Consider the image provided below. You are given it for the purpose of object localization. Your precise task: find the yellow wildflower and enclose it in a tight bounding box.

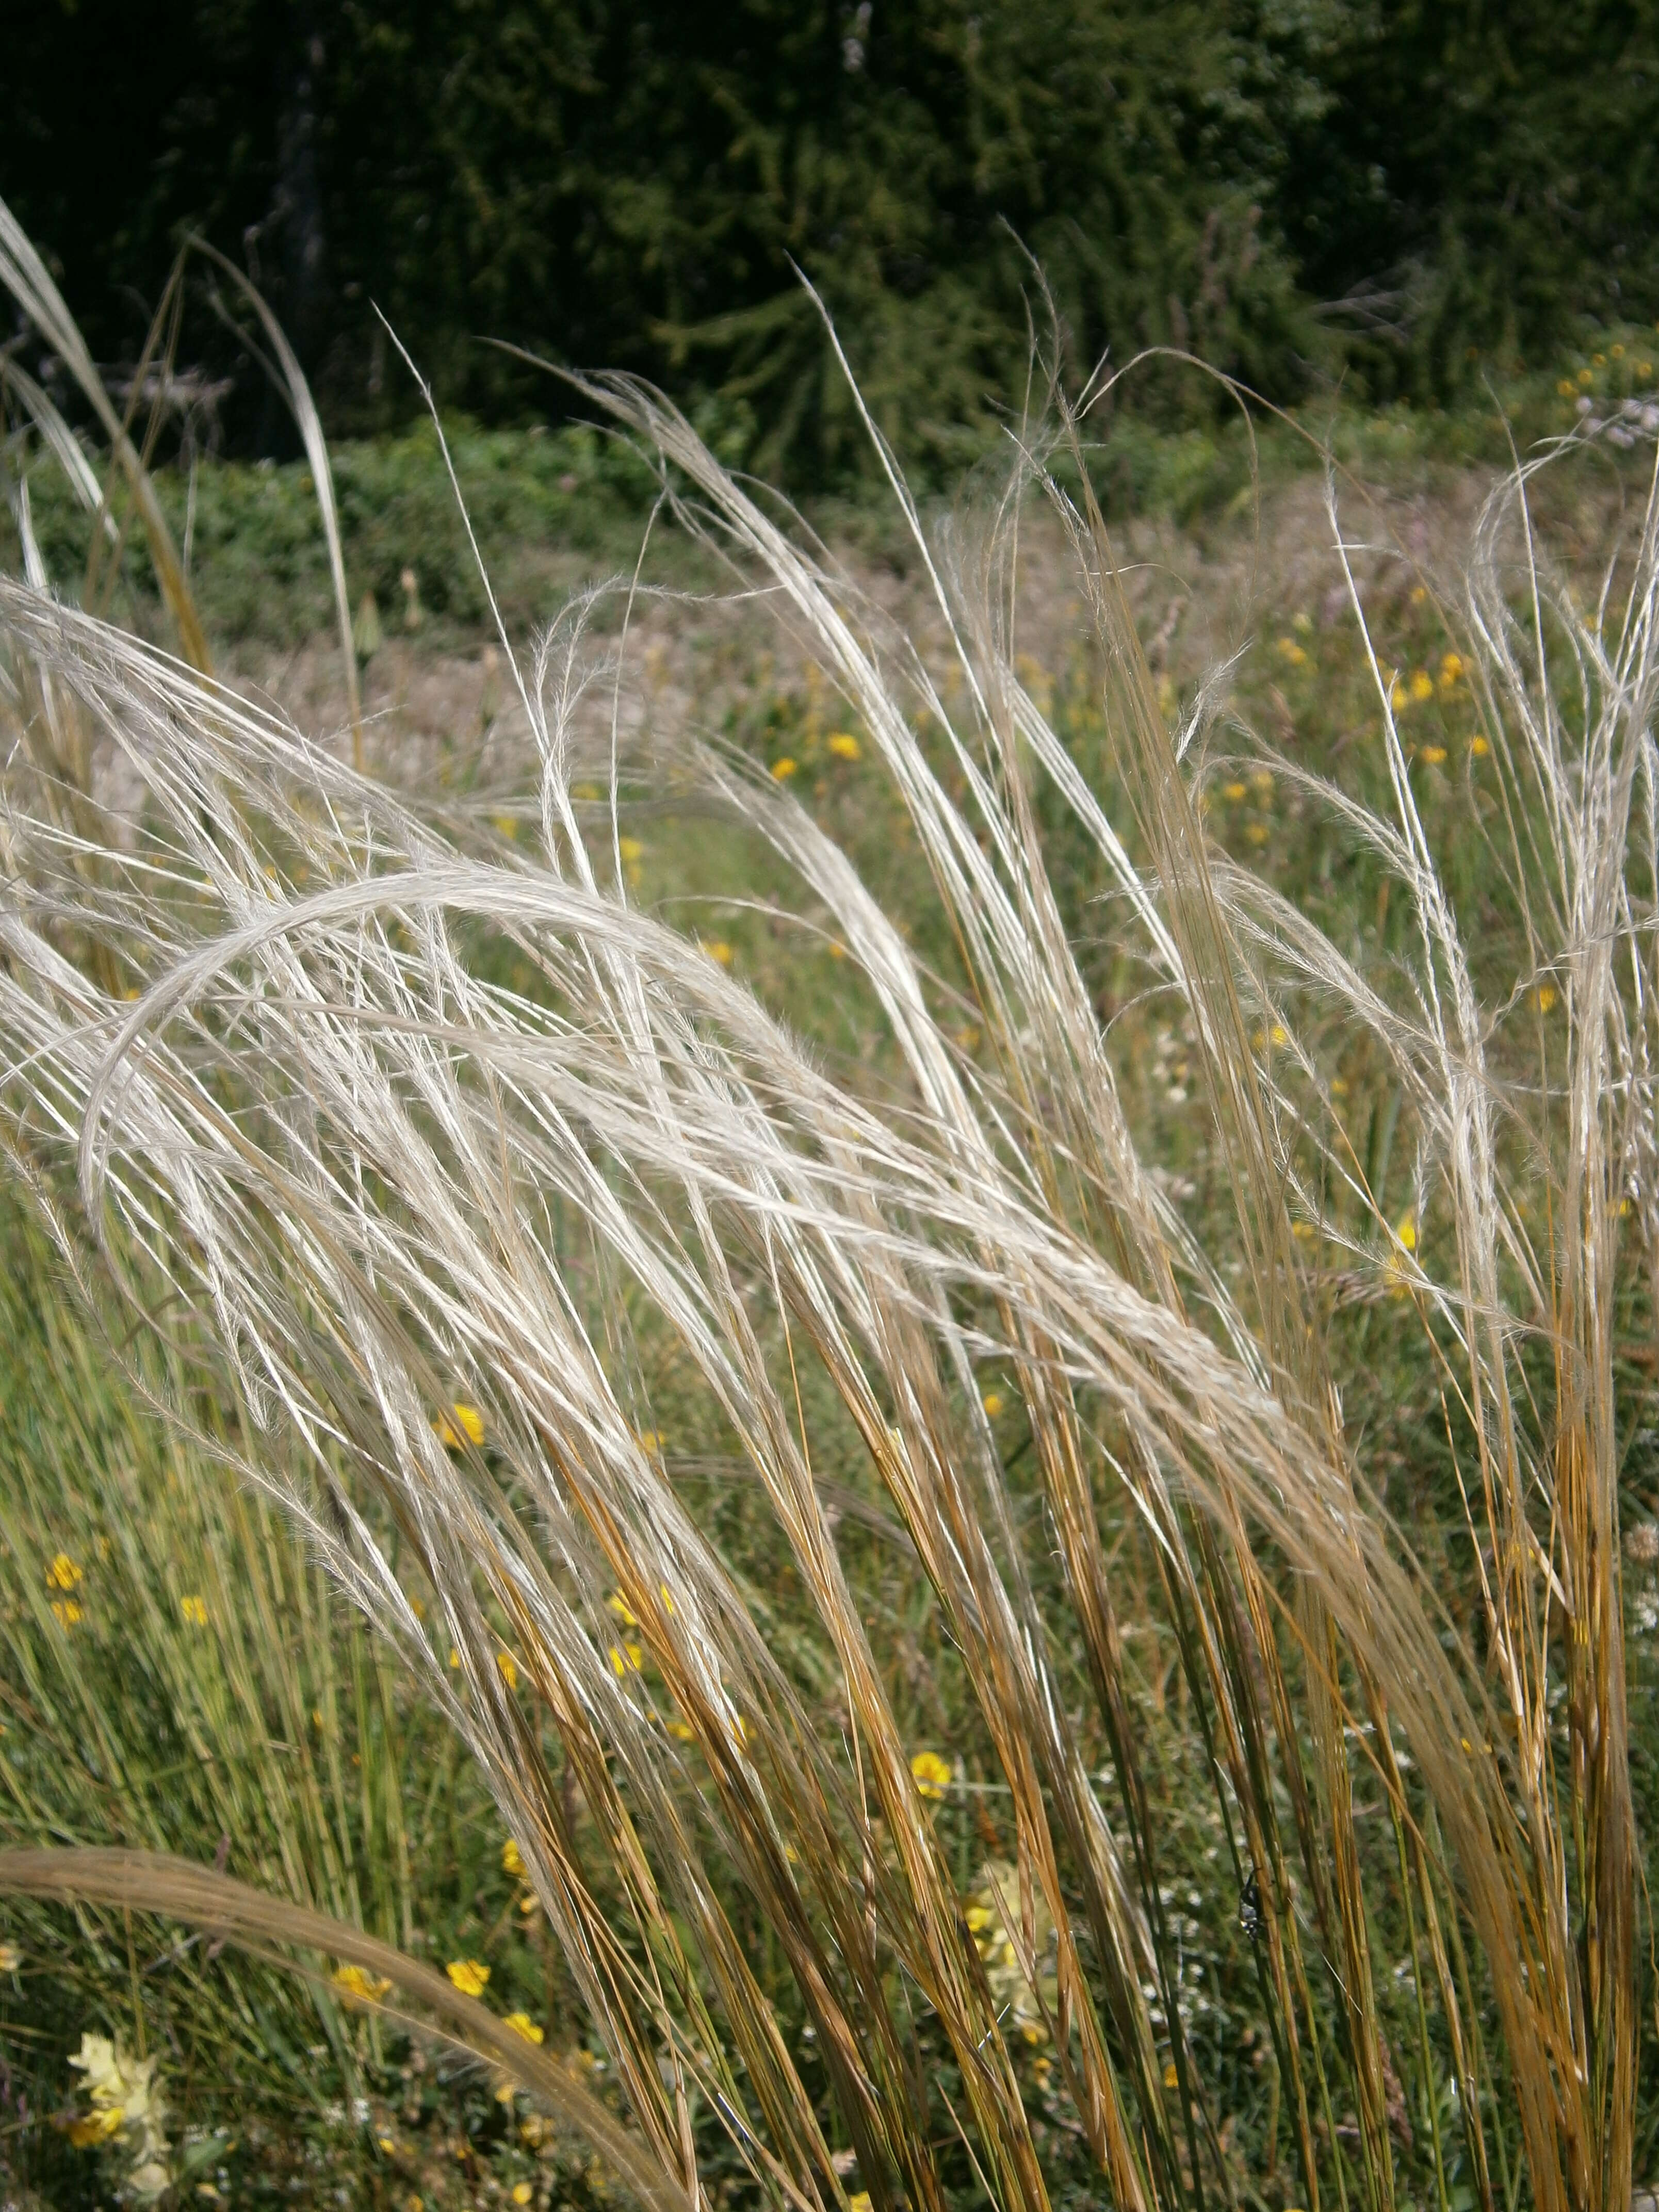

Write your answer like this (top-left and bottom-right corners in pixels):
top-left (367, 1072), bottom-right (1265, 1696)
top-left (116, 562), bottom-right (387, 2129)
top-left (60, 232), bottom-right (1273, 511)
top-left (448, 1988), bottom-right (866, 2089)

top-left (332, 1963), bottom-right (392, 2008)
top-left (1439, 651), bottom-right (1465, 685)
top-left (68, 2107), bottom-right (125, 2146)
top-left (1164, 2060), bottom-right (1180, 2088)
top-left (1536, 983), bottom-right (1557, 1013)
top-left (1419, 745), bottom-right (1447, 766)
top-left (849, 2195), bottom-right (873, 2212)
top-left (707, 940), bottom-right (734, 965)
top-left (1250, 767), bottom-right (1274, 792)
top-left (617, 836), bottom-right (644, 864)
top-left (513, 2187), bottom-right (534, 2206)
top-left (1409, 669), bottom-right (1434, 703)
top-left (1409, 585), bottom-right (1427, 605)
top-left (771, 756), bottom-right (798, 780)
top-left (492, 814), bottom-right (518, 841)
top-left (1222, 779), bottom-right (1247, 802)
top-left (46, 1553), bottom-right (82, 1591)
top-left (1578, 367), bottom-right (1593, 386)
top-left (608, 1591), bottom-right (640, 1626)
top-left (665, 1717), bottom-right (695, 1742)
top-left (50, 1599), bottom-right (84, 1628)
top-left (609, 1639), bottom-right (645, 1676)
top-left (505, 2011), bottom-right (544, 2045)
top-left (434, 1403), bottom-right (485, 1450)
top-left (1246, 821), bottom-right (1270, 845)
top-left (1395, 1212), bottom-right (1418, 1254)
top-left (827, 939), bottom-right (847, 959)
top-left (496, 1651), bottom-right (518, 1691)
top-left (502, 1837), bottom-right (525, 1879)
top-left (910, 1750), bottom-right (952, 1801)
top-left (1275, 637), bottom-right (1307, 666)
top-left (449, 1647), bottom-right (462, 1668)
top-left (445, 1959), bottom-right (490, 1997)
top-left (180, 1594), bottom-right (209, 1628)
top-left (982, 1390), bottom-right (1004, 1418)
top-left (827, 731), bottom-right (862, 760)
top-left (1558, 379), bottom-right (1576, 398)
top-left (1390, 680), bottom-right (1410, 712)
top-left (1470, 736), bottom-right (1490, 758)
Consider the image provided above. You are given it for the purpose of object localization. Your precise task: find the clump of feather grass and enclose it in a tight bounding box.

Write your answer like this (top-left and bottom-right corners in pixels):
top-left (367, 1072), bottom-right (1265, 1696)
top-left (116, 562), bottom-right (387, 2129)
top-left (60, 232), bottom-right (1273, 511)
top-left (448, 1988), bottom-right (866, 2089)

top-left (0, 217), bottom-right (1654, 2212)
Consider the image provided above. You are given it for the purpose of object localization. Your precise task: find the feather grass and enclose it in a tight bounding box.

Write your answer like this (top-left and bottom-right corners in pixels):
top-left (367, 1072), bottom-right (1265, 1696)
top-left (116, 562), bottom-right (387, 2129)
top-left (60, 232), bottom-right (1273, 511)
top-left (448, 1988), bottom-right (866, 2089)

top-left (0, 237), bottom-right (1653, 2212)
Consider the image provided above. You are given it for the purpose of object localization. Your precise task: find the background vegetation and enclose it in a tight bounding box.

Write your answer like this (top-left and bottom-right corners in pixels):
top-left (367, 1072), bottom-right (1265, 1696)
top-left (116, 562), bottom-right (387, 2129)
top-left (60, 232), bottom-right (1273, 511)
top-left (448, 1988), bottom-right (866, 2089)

top-left (5, 1), bottom-right (1658, 480)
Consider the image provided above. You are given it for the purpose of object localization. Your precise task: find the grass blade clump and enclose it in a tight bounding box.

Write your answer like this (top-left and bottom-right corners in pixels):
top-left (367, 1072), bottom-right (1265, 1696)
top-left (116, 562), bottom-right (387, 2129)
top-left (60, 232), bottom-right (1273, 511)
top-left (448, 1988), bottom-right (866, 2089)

top-left (0, 314), bottom-right (1653, 2212)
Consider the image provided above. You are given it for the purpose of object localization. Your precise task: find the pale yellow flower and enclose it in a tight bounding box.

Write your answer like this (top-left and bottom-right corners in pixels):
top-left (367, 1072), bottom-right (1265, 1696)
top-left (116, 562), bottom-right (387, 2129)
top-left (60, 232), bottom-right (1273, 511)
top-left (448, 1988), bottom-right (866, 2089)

top-left (707, 940), bottom-right (734, 965)
top-left (68, 2107), bottom-right (125, 2146)
top-left (1409, 670), bottom-right (1434, 703)
top-left (50, 1599), bottom-right (84, 1628)
top-left (1470, 736), bottom-right (1491, 758)
top-left (910, 1750), bottom-right (952, 1801)
top-left (445, 1958), bottom-right (490, 1997)
top-left (982, 1390), bottom-right (1004, 1419)
top-left (513, 2186), bottom-right (534, 2206)
top-left (1536, 983), bottom-right (1558, 1014)
top-left (1419, 744), bottom-right (1447, 766)
top-left (434, 1402), bottom-right (485, 1449)
top-left (505, 2011), bottom-right (544, 2044)
top-left (180, 1595), bottom-right (209, 1628)
top-left (608, 1638), bottom-right (645, 1676)
top-left (502, 1836), bottom-right (525, 1878)
top-left (1222, 780), bottom-right (1247, 802)
top-left (332, 1962), bottom-right (392, 2007)
top-left (771, 756), bottom-right (798, 780)
top-left (1395, 1212), bottom-right (1418, 1254)
top-left (496, 1651), bottom-right (518, 1691)
top-left (617, 836), bottom-right (644, 864)
top-left (46, 1552), bottom-right (82, 1591)
top-left (827, 731), bottom-right (862, 760)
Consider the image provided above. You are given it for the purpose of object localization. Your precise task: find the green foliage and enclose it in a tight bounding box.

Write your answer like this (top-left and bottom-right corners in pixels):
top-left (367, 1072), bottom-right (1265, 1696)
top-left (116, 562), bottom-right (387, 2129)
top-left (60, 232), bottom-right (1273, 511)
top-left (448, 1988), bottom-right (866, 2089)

top-left (6, 415), bottom-right (663, 646)
top-left (5, 2), bottom-right (1656, 483)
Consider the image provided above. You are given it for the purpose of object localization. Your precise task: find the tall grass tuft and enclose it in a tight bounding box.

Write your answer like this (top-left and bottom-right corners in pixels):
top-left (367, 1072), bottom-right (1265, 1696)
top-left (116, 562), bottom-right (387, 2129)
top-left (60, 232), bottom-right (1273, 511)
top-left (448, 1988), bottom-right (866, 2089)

top-left (2, 208), bottom-right (1655, 2212)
